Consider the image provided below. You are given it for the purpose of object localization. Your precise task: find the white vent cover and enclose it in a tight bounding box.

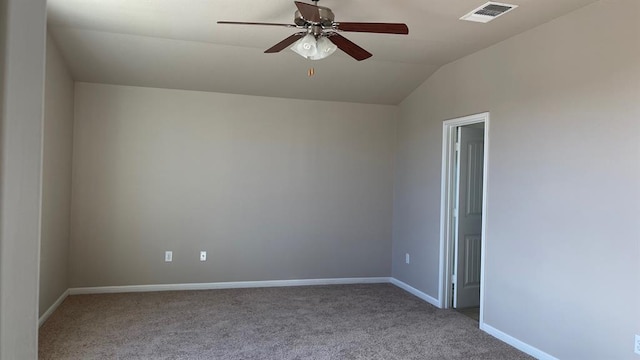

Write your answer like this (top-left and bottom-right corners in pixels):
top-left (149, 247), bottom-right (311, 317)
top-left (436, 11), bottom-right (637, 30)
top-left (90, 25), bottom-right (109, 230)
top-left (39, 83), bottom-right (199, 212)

top-left (460, 2), bottom-right (518, 23)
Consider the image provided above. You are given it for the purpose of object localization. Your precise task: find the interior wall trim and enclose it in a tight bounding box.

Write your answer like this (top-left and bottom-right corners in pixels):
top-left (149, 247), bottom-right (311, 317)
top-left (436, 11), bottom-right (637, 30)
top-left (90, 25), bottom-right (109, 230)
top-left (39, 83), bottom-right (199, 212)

top-left (480, 323), bottom-right (559, 360)
top-left (39, 289), bottom-right (70, 327)
top-left (389, 278), bottom-right (440, 307)
top-left (67, 277), bottom-right (392, 295)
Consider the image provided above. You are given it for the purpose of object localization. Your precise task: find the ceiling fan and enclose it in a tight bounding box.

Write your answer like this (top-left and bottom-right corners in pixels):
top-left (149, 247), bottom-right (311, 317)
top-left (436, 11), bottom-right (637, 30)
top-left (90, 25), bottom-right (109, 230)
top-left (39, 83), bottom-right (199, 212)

top-left (217, 0), bottom-right (409, 61)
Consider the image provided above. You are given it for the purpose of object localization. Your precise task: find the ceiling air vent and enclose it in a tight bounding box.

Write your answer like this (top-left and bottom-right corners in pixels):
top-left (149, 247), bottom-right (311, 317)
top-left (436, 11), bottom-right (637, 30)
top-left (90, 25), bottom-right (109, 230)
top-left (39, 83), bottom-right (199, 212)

top-left (460, 2), bottom-right (518, 23)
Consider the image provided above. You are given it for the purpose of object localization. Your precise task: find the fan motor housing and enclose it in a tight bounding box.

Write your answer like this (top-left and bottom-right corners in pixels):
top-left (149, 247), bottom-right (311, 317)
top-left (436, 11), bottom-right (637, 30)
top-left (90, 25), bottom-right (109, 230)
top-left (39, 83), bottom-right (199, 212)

top-left (294, 7), bottom-right (334, 27)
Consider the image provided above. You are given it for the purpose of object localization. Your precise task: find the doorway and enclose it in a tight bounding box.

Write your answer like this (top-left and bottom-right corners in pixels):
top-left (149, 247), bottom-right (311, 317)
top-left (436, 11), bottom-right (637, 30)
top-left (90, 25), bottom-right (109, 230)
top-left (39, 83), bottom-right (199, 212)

top-left (438, 112), bottom-right (489, 325)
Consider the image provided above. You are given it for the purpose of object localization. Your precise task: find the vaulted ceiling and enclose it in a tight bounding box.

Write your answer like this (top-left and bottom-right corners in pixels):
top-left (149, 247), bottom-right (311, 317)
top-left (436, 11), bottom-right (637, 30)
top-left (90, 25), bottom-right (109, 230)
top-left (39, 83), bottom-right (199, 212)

top-left (47, 0), bottom-right (598, 104)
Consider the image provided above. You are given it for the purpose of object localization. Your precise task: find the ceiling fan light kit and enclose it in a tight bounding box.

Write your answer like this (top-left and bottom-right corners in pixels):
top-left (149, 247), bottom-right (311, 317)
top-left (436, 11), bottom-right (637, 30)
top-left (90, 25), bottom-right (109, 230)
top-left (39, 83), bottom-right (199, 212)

top-left (291, 34), bottom-right (337, 60)
top-left (217, 1), bottom-right (408, 61)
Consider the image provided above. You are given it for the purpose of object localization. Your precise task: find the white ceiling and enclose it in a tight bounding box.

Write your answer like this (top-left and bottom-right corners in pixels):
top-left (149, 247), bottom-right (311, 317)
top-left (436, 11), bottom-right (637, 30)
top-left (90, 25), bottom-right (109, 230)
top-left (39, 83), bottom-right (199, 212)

top-left (47, 0), bottom-right (598, 104)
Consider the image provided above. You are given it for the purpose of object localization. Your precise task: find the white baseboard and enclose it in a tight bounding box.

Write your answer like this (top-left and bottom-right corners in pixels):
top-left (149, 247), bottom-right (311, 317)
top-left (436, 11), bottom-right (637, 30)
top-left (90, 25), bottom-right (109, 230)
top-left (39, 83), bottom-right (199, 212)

top-left (68, 277), bottom-right (392, 295)
top-left (39, 289), bottom-right (69, 327)
top-left (480, 323), bottom-right (558, 360)
top-left (389, 278), bottom-right (440, 307)
top-left (388, 279), bottom-right (556, 360)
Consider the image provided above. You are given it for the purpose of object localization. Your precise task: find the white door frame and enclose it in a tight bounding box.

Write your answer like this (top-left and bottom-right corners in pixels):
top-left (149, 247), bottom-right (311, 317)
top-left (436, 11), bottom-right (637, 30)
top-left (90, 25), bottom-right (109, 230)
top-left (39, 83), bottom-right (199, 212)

top-left (438, 112), bottom-right (489, 323)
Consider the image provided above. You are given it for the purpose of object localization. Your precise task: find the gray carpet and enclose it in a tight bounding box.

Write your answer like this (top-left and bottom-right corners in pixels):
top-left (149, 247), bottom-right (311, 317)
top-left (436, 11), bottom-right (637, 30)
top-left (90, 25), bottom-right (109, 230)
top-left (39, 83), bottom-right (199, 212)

top-left (39, 284), bottom-right (532, 359)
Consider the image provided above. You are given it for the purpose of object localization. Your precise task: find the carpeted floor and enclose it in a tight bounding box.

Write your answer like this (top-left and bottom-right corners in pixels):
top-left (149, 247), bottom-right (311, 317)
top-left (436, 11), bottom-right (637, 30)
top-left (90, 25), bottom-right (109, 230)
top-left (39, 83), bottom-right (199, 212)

top-left (39, 284), bottom-right (532, 359)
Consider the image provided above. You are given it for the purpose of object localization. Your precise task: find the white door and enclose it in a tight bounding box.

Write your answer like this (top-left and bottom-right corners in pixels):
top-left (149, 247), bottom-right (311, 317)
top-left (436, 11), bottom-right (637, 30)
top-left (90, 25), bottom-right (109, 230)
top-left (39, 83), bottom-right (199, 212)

top-left (453, 126), bottom-right (484, 309)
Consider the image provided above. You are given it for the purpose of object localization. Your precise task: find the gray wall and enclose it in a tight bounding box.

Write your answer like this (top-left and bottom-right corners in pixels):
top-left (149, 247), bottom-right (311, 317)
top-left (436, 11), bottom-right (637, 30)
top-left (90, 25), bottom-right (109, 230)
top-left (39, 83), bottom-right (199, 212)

top-left (0, 0), bottom-right (47, 358)
top-left (0, 0), bottom-right (5, 134)
top-left (39, 34), bottom-right (74, 317)
top-left (393, 0), bottom-right (640, 358)
top-left (0, 0), bottom-right (5, 355)
top-left (70, 83), bottom-right (396, 287)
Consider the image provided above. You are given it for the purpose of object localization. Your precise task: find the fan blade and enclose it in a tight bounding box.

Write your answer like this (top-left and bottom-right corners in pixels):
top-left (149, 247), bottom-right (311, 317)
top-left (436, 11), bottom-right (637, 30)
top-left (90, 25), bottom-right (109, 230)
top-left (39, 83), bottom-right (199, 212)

top-left (335, 22), bottom-right (409, 34)
top-left (328, 33), bottom-right (372, 61)
top-left (265, 33), bottom-right (304, 53)
top-left (294, 1), bottom-right (321, 23)
top-left (217, 21), bottom-right (297, 28)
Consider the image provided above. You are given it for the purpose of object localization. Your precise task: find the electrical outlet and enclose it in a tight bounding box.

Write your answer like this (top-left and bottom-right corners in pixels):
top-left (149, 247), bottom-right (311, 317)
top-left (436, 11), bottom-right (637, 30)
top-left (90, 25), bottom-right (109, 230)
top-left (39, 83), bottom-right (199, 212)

top-left (165, 251), bottom-right (172, 262)
top-left (634, 334), bottom-right (640, 355)
top-left (405, 253), bottom-right (410, 264)
top-left (200, 251), bottom-right (207, 261)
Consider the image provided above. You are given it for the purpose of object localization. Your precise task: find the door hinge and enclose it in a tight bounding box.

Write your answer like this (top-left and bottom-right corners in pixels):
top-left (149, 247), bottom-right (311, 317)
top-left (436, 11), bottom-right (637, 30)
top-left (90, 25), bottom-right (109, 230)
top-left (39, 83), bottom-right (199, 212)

top-left (455, 142), bottom-right (460, 152)
top-left (453, 208), bottom-right (458, 218)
